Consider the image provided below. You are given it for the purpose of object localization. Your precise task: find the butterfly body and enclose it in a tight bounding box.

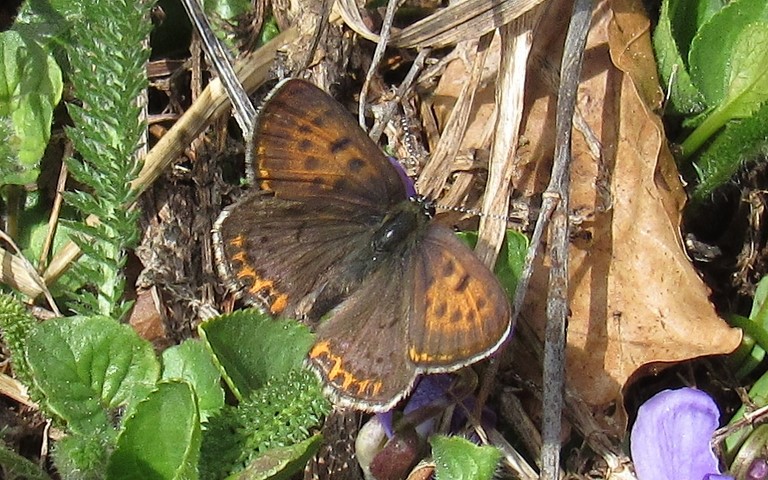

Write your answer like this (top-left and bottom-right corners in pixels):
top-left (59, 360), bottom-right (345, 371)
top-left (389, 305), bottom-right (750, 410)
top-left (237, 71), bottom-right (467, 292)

top-left (213, 79), bottom-right (511, 411)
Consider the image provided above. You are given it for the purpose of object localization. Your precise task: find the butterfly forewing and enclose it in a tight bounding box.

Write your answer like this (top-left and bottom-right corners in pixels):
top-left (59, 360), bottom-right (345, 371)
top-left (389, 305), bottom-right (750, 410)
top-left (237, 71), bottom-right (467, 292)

top-left (407, 226), bottom-right (512, 370)
top-left (252, 79), bottom-right (407, 210)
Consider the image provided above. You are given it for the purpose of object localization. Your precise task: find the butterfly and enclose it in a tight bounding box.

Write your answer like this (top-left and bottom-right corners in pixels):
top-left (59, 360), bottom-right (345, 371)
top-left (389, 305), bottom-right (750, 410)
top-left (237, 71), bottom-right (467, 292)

top-left (213, 78), bottom-right (511, 412)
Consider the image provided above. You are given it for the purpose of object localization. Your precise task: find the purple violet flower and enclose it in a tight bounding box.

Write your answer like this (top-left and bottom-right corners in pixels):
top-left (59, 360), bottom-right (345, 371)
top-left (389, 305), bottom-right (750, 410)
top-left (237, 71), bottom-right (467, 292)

top-left (630, 388), bottom-right (733, 480)
top-left (387, 156), bottom-right (417, 198)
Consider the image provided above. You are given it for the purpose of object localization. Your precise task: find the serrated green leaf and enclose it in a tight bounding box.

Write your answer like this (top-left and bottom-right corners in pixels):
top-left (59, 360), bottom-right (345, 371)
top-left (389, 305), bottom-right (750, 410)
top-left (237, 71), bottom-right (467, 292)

top-left (163, 339), bottom-right (225, 423)
top-left (24, 316), bottom-right (160, 434)
top-left (231, 434), bottom-right (322, 480)
top-left (0, 292), bottom-right (36, 386)
top-left (0, 30), bottom-right (63, 186)
top-left (199, 369), bottom-right (328, 480)
top-left (431, 436), bottom-right (501, 480)
top-left (51, 433), bottom-right (113, 480)
top-left (199, 309), bottom-right (314, 400)
top-left (107, 381), bottom-right (201, 480)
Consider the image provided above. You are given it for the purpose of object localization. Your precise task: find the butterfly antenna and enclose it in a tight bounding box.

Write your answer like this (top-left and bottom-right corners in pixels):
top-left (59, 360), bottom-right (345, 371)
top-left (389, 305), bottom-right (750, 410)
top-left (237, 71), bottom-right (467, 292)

top-left (433, 203), bottom-right (522, 224)
top-left (400, 115), bottom-right (427, 171)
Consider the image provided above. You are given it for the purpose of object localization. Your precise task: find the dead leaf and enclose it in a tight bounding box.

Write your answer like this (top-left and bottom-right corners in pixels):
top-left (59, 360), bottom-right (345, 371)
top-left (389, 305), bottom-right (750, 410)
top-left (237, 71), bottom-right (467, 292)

top-left (517, 0), bottom-right (741, 433)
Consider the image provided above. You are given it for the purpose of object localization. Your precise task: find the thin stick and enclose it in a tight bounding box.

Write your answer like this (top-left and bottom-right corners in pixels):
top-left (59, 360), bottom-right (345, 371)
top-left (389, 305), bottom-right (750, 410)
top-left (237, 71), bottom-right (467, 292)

top-left (38, 144), bottom-right (71, 272)
top-left (358, 0), bottom-right (404, 128)
top-left (540, 0), bottom-right (592, 478)
top-left (180, 0), bottom-right (256, 133)
top-left (368, 48), bottom-right (431, 143)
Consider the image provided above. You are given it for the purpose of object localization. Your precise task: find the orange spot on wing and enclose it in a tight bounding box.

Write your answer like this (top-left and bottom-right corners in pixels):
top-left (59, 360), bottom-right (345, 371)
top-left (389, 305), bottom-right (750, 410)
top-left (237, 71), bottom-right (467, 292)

top-left (248, 276), bottom-right (275, 295)
top-left (270, 293), bottom-right (288, 314)
top-left (232, 251), bottom-right (248, 265)
top-left (235, 265), bottom-right (257, 280)
top-left (229, 235), bottom-right (246, 249)
top-left (310, 341), bottom-right (384, 398)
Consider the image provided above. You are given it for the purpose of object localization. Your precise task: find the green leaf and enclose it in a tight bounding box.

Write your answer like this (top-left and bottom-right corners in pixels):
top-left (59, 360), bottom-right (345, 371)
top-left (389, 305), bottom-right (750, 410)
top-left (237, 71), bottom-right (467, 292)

top-left (431, 436), bottom-right (501, 480)
top-left (689, 0), bottom-right (768, 107)
top-left (682, 1), bottom-right (768, 157)
top-left (0, 292), bottom-right (37, 387)
top-left (0, 30), bottom-right (63, 186)
top-left (725, 366), bottom-right (768, 458)
top-left (203, 0), bottom-right (251, 22)
top-left (652, 0), bottom-right (707, 116)
top-left (721, 22), bottom-right (768, 118)
top-left (163, 339), bottom-right (225, 423)
top-left (24, 316), bottom-right (160, 434)
top-left (231, 434), bottom-right (322, 480)
top-left (51, 433), bottom-right (112, 480)
top-left (199, 369), bottom-right (328, 480)
top-left (751, 276), bottom-right (768, 320)
top-left (259, 17), bottom-right (280, 45)
top-left (15, 197), bottom-right (91, 298)
top-left (199, 310), bottom-right (314, 400)
top-left (690, 97), bottom-right (768, 200)
top-left (494, 230), bottom-right (528, 299)
top-left (107, 381), bottom-right (201, 480)
top-left (725, 276), bottom-right (768, 458)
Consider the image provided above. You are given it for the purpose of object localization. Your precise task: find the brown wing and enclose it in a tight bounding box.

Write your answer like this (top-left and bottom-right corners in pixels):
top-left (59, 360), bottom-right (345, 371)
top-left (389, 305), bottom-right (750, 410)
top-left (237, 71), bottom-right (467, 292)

top-left (213, 192), bottom-right (382, 321)
top-left (249, 79), bottom-right (407, 210)
top-left (407, 226), bottom-right (512, 371)
top-left (307, 263), bottom-right (418, 412)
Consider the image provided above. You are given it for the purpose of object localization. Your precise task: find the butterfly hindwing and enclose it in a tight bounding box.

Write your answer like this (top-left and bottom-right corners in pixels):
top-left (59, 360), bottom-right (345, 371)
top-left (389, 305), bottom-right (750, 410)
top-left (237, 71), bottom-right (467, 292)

top-left (214, 192), bottom-right (383, 320)
top-left (308, 263), bottom-right (418, 411)
top-left (407, 225), bottom-right (512, 371)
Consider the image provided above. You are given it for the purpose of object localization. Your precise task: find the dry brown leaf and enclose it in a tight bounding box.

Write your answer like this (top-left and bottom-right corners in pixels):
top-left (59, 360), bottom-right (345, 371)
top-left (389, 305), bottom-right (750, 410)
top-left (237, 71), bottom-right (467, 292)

top-left (516, 0), bottom-right (741, 433)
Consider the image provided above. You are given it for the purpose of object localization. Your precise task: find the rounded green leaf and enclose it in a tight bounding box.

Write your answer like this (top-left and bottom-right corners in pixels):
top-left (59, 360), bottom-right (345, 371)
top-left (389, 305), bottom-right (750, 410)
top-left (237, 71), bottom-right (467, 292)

top-left (232, 434), bottom-right (322, 480)
top-left (199, 309), bottom-right (313, 400)
top-left (0, 30), bottom-right (63, 186)
top-left (431, 436), bottom-right (501, 480)
top-left (107, 381), bottom-right (201, 480)
top-left (24, 316), bottom-right (160, 434)
top-left (689, 0), bottom-right (768, 106)
top-left (162, 339), bottom-right (225, 422)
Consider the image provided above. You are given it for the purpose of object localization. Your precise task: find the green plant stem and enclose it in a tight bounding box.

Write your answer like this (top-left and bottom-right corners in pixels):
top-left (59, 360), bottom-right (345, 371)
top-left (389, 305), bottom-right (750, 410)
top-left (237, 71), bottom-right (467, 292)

top-left (680, 104), bottom-right (731, 159)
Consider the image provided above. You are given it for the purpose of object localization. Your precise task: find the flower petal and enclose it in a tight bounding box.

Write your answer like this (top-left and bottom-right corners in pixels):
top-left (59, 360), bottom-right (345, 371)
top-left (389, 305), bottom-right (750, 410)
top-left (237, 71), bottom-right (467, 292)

top-left (630, 388), bottom-right (723, 480)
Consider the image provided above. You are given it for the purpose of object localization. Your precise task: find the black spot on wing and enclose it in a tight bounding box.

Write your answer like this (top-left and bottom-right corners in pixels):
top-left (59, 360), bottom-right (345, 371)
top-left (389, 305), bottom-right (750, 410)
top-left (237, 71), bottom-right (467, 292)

top-left (330, 137), bottom-right (352, 154)
top-left (348, 158), bottom-right (365, 172)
